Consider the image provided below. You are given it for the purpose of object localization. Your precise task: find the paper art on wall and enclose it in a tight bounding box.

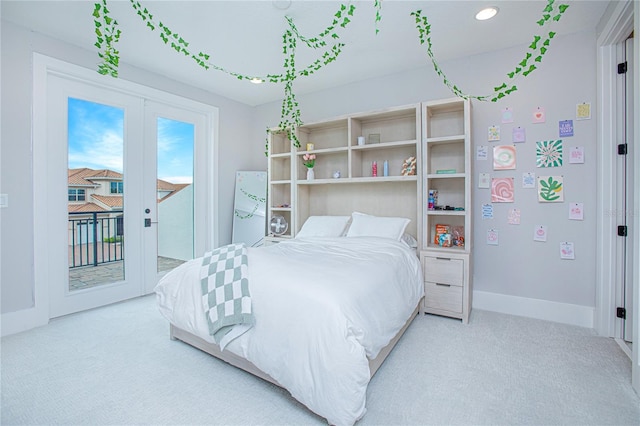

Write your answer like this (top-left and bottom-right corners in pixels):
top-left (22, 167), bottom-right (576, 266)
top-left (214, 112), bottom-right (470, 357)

top-left (576, 103), bottom-right (591, 120)
top-left (488, 125), bottom-right (501, 141)
top-left (491, 178), bottom-right (515, 203)
top-left (559, 120), bottom-right (574, 137)
top-left (537, 176), bottom-right (564, 202)
top-left (533, 225), bottom-right (548, 242)
top-left (486, 229), bottom-right (499, 246)
top-left (532, 107), bottom-right (546, 124)
top-left (512, 127), bottom-right (526, 143)
top-left (536, 140), bottom-right (563, 167)
top-left (560, 242), bottom-right (575, 259)
top-left (479, 173), bottom-right (491, 188)
top-left (501, 108), bottom-right (514, 123)
top-left (493, 145), bottom-right (517, 170)
top-left (569, 146), bottom-right (585, 164)
top-left (508, 208), bottom-right (521, 225)
top-left (482, 203), bottom-right (494, 219)
top-left (569, 202), bottom-right (584, 220)
top-left (522, 172), bottom-right (536, 188)
top-left (477, 146), bottom-right (489, 161)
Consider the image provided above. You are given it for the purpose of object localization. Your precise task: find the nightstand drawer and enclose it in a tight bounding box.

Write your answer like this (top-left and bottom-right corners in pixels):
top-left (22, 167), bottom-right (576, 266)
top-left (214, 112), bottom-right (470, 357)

top-left (422, 256), bottom-right (464, 286)
top-left (424, 281), bottom-right (463, 313)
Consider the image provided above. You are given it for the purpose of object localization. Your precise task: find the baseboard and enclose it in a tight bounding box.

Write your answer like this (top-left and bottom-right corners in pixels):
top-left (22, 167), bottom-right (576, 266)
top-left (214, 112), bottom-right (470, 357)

top-left (1, 307), bottom-right (49, 337)
top-left (473, 290), bottom-right (594, 329)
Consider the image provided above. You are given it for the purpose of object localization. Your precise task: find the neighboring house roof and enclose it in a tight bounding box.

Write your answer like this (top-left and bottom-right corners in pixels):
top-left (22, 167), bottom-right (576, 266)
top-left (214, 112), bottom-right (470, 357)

top-left (159, 183), bottom-right (190, 202)
top-left (68, 168), bottom-right (121, 186)
top-left (67, 168), bottom-right (189, 210)
top-left (92, 195), bottom-right (123, 208)
top-left (68, 202), bottom-right (107, 213)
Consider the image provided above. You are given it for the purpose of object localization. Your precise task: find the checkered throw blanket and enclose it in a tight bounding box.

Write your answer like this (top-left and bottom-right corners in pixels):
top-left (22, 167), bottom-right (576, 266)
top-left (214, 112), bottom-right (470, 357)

top-left (200, 243), bottom-right (254, 348)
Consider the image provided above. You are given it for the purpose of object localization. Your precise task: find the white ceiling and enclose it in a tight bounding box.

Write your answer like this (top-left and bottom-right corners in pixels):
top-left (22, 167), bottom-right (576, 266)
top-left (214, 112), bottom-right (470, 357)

top-left (2, 0), bottom-right (611, 106)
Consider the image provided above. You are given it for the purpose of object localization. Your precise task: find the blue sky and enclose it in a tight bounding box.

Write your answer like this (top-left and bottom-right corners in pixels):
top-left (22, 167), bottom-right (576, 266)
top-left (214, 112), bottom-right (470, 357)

top-left (67, 98), bottom-right (194, 184)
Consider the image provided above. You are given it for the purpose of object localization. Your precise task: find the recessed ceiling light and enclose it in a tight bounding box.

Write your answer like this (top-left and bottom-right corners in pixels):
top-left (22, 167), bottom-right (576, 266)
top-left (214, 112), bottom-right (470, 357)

top-left (250, 78), bottom-right (264, 84)
top-left (475, 6), bottom-right (499, 21)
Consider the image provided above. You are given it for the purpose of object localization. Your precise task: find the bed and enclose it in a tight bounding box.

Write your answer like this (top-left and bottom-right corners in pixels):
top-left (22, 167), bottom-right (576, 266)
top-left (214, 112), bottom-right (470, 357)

top-left (155, 214), bottom-right (424, 426)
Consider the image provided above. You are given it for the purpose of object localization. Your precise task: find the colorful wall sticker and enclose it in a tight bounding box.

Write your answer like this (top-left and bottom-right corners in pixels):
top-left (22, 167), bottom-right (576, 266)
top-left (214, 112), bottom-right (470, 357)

top-left (477, 146), bottom-right (489, 160)
top-left (537, 175), bottom-right (564, 202)
top-left (559, 120), bottom-right (574, 137)
top-left (502, 108), bottom-right (514, 123)
top-left (532, 107), bottom-right (546, 123)
top-left (576, 103), bottom-right (591, 120)
top-left (488, 125), bottom-right (501, 141)
top-left (482, 203), bottom-right (494, 219)
top-left (569, 202), bottom-right (584, 220)
top-left (536, 139), bottom-right (563, 167)
top-left (512, 127), bottom-right (526, 143)
top-left (486, 229), bottom-right (499, 245)
top-left (569, 146), bottom-right (584, 164)
top-left (560, 242), bottom-right (575, 259)
top-left (479, 173), bottom-right (491, 188)
top-left (493, 145), bottom-right (517, 170)
top-left (508, 208), bottom-right (521, 225)
top-left (522, 172), bottom-right (536, 188)
top-left (533, 225), bottom-right (548, 242)
top-left (492, 177), bottom-right (515, 203)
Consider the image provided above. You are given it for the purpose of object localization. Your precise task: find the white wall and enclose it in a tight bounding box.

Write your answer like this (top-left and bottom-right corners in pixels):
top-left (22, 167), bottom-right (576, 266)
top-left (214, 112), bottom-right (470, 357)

top-left (158, 185), bottom-right (194, 261)
top-left (253, 30), bottom-right (599, 327)
top-left (0, 21), bottom-right (264, 316)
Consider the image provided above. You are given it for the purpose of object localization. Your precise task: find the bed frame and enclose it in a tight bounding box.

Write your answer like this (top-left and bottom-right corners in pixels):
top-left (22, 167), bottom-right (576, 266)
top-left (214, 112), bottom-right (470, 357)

top-left (169, 301), bottom-right (422, 386)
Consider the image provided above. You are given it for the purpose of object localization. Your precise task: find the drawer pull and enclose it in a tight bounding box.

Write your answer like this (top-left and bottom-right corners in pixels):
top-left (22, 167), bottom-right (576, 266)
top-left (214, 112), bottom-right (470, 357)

top-left (435, 283), bottom-right (451, 287)
top-left (435, 257), bottom-right (451, 261)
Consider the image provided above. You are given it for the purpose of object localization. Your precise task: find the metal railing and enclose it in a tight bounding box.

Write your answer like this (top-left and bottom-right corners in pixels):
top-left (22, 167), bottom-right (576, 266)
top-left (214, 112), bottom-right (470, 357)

top-left (68, 210), bottom-right (124, 268)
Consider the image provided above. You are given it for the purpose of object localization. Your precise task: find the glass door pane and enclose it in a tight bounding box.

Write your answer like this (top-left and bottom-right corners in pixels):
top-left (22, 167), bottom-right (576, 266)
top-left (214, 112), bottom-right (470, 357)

top-left (67, 97), bottom-right (125, 291)
top-left (156, 117), bottom-right (195, 273)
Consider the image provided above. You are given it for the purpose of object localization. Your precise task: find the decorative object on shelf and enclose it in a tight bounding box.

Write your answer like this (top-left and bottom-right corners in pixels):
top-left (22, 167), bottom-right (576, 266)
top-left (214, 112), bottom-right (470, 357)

top-left (357, 136), bottom-right (365, 146)
top-left (371, 161), bottom-right (378, 177)
top-left (302, 153), bottom-right (316, 180)
top-left (333, 170), bottom-right (341, 179)
top-left (383, 160), bottom-right (389, 177)
top-left (306, 143), bottom-right (315, 151)
top-left (428, 189), bottom-right (438, 210)
top-left (368, 133), bottom-right (381, 144)
top-left (401, 156), bottom-right (417, 176)
top-left (306, 168), bottom-right (315, 180)
top-left (269, 214), bottom-right (289, 235)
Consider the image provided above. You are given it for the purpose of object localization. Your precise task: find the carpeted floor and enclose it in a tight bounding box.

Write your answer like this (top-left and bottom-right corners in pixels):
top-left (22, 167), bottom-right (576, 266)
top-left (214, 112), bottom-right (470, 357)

top-left (2, 294), bottom-right (639, 425)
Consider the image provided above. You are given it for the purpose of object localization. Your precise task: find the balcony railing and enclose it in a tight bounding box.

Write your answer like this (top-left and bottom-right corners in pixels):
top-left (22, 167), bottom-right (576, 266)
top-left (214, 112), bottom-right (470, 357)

top-left (68, 210), bottom-right (124, 268)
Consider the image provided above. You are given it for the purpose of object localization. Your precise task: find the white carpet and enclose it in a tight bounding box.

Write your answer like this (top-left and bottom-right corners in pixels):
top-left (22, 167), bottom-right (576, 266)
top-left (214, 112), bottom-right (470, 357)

top-left (2, 294), bottom-right (639, 425)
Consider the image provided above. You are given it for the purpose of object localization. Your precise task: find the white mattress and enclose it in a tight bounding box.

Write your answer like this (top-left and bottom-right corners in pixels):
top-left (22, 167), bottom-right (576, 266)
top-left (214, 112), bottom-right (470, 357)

top-left (155, 236), bottom-right (423, 426)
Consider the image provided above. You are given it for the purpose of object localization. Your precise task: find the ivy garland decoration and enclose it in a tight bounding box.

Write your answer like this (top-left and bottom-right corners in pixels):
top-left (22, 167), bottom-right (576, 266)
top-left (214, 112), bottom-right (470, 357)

top-left (94, 0), bottom-right (355, 149)
top-left (411, 0), bottom-right (569, 102)
top-left (93, 0), bottom-right (122, 77)
top-left (91, 0), bottom-right (573, 152)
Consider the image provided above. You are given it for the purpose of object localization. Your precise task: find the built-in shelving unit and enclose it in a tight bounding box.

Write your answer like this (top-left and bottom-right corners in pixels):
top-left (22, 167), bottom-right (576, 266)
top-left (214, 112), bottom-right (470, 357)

top-left (420, 97), bottom-right (472, 323)
top-left (266, 103), bottom-right (422, 243)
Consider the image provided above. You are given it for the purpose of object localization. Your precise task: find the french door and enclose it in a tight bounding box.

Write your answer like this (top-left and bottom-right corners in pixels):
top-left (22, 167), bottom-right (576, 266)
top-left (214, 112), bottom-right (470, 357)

top-left (44, 71), bottom-right (214, 318)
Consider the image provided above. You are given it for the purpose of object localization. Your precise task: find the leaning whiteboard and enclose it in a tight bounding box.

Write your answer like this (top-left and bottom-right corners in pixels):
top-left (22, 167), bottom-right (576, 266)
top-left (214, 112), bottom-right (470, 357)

top-left (231, 171), bottom-right (267, 247)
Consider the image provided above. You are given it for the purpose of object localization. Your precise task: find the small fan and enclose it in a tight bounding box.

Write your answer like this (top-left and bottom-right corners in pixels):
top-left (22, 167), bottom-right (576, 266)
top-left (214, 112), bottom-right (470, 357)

top-left (269, 215), bottom-right (288, 236)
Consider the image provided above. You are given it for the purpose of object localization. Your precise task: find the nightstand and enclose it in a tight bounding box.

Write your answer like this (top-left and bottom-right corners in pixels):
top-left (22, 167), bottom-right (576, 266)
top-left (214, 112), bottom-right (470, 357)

top-left (420, 250), bottom-right (471, 323)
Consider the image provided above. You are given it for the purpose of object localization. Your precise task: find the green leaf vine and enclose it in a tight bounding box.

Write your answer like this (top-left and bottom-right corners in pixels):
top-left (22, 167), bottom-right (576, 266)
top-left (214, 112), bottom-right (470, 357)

top-left (93, 0), bottom-right (122, 77)
top-left (94, 0), bottom-right (355, 149)
top-left (411, 0), bottom-right (569, 102)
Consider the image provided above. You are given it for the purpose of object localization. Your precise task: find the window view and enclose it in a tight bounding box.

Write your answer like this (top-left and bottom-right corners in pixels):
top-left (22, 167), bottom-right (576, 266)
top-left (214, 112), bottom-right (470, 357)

top-left (66, 98), bottom-right (196, 291)
top-left (67, 97), bottom-right (125, 291)
top-left (156, 117), bottom-right (195, 273)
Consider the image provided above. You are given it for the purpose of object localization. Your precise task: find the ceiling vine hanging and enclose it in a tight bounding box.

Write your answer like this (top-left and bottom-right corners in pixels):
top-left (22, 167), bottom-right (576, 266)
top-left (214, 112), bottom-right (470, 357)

top-left (411, 0), bottom-right (569, 102)
top-left (92, 0), bottom-right (570, 150)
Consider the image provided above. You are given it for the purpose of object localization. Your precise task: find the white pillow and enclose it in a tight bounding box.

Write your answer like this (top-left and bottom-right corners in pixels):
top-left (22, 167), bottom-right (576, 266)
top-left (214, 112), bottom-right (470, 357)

top-left (345, 212), bottom-right (410, 241)
top-left (296, 216), bottom-right (351, 238)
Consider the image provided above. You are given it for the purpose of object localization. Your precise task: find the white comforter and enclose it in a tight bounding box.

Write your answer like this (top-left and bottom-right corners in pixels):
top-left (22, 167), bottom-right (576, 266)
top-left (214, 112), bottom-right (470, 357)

top-left (155, 236), bottom-right (423, 426)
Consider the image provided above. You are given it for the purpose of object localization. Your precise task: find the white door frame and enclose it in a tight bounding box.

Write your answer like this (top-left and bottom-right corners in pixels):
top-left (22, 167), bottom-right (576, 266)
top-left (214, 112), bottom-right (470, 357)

top-left (32, 53), bottom-right (219, 322)
top-left (595, 0), bottom-right (639, 394)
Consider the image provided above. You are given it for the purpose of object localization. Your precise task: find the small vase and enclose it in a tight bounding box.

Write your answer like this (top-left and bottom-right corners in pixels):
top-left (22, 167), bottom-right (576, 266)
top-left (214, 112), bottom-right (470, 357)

top-left (306, 168), bottom-right (315, 180)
